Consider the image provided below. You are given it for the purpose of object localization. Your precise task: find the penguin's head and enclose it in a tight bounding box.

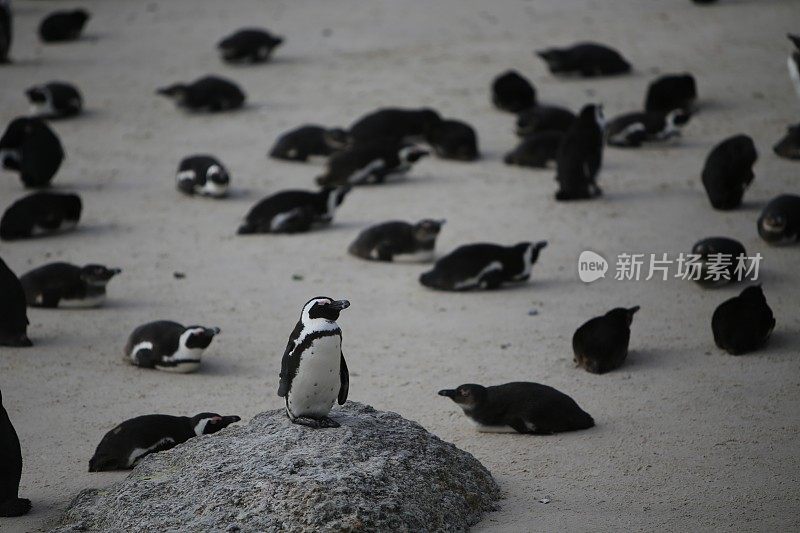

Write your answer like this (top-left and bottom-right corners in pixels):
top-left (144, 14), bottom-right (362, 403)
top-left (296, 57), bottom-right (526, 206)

top-left (80, 264), bottom-right (122, 285)
top-left (578, 104), bottom-right (604, 128)
top-left (606, 306), bottom-right (640, 326)
top-left (535, 48), bottom-right (565, 71)
top-left (25, 86), bottom-right (48, 104)
top-left (739, 284), bottom-right (766, 303)
top-left (190, 413), bottom-right (241, 436)
top-left (72, 9), bottom-right (91, 25)
top-left (399, 145), bottom-right (429, 164)
top-left (413, 219), bottom-right (445, 242)
top-left (156, 84), bottom-right (188, 103)
top-left (301, 297), bottom-right (350, 324)
top-left (438, 384), bottom-right (487, 410)
top-left (182, 326), bottom-right (221, 350)
top-left (206, 164), bottom-right (230, 185)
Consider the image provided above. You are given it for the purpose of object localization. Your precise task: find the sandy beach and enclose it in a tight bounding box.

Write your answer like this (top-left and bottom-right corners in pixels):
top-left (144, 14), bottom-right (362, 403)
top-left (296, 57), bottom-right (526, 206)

top-left (1, 0), bottom-right (799, 531)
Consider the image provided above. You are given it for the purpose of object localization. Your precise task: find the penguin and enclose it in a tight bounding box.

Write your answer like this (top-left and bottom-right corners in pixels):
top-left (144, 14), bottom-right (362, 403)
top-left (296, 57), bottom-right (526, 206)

top-left (0, 116), bottom-right (65, 188)
top-left (0, 0), bottom-right (11, 64)
top-left (536, 42), bottom-right (631, 77)
top-left (237, 186), bottom-right (350, 234)
top-left (491, 70), bottom-right (537, 113)
top-left (515, 105), bottom-right (575, 137)
top-left (316, 142), bottom-right (428, 187)
top-left (124, 321), bottom-right (220, 373)
top-left (555, 104), bottom-right (604, 201)
top-left (424, 119), bottom-right (479, 161)
top-left (176, 155), bottom-right (230, 198)
top-left (691, 237), bottom-right (746, 287)
top-left (701, 134), bottom-right (757, 210)
top-left (277, 297), bottom-right (350, 428)
top-left (269, 125), bottom-right (346, 162)
top-left (419, 241), bottom-right (547, 291)
top-left (644, 73), bottom-right (698, 114)
top-left (605, 109), bottom-right (690, 148)
top-left (504, 131), bottom-right (564, 168)
top-left (88, 412), bottom-right (241, 471)
top-left (347, 107), bottom-right (442, 144)
top-left (1, 192), bottom-right (81, 240)
top-left (438, 382), bottom-right (594, 434)
top-left (757, 194), bottom-right (800, 245)
top-left (0, 257), bottom-right (31, 347)
top-left (25, 81), bottom-right (83, 119)
top-left (787, 34), bottom-right (800, 101)
top-left (572, 306), bottom-right (639, 374)
top-left (156, 76), bottom-right (245, 112)
top-left (217, 28), bottom-right (283, 63)
top-left (20, 262), bottom-right (121, 308)
top-left (773, 123), bottom-right (800, 160)
top-left (712, 285), bottom-right (775, 355)
top-left (0, 389), bottom-right (30, 516)
top-left (348, 219), bottom-right (445, 262)
top-left (38, 9), bottom-right (90, 43)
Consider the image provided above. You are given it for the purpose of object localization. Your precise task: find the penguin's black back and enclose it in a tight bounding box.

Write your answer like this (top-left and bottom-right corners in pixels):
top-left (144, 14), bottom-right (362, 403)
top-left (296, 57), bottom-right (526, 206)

top-left (425, 119), bottom-right (479, 161)
top-left (572, 311), bottom-right (632, 374)
top-left (0, 389), bottom-right (30, 516)
top-left (701, 134), bottom-right (757, 210)
top-left (0, 258), bottom-right (30, 346)
top-left (349, 108), bottom-right (442, 143)
top-left (420, 243), bottom-right (523, 290)
top-left (0, 192), bottom-right (81, 240)
top-left (318, 142), bottom-right (402, 186)
top-left (712, 287), bottom-right (775, 355)
top-left (126, 320), bottom-right (186, 358)
top-left (349, 221), bottom-right (417, 259)
top-left (269, 125), bottom-right (336, 161)
top-left (645, 74), bottom-right (697, 113)
top-left (19, 262), bottom-right (85, 305)
top-left (239, 190), bottom-right (324, 233)
top-left (39, 9), bottom-right (89, 42)
top-left (187, 76), bottom-right (245, 111)
top-left (0, 117), bottom-right (65, 187)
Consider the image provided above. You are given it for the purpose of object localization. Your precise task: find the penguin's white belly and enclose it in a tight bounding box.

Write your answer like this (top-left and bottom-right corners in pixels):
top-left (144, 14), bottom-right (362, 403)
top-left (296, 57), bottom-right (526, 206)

top-left (287, 335), bottom-right (341, 418)
top-left (157, 347), bottom-right (205, 374)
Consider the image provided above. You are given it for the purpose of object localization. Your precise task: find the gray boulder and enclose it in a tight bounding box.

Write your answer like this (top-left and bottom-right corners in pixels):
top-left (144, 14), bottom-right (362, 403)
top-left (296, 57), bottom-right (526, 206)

top-left (57, 402), bottom-right (500, 532)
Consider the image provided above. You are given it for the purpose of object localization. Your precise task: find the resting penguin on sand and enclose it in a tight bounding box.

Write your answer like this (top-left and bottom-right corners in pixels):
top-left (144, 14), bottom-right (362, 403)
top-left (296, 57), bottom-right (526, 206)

top-left (156, 76), bottom-right (245, 112)
top-left (237, 187), bottom-right (351, 234)
top-left (348, 219), bottom-right (445, 262)
top-left (25, 81), bottom-right (83, 119)
top-left (347, 107), bottom-right (442, 144)
top-left (712, 286), bottom-right (775, 355)
top-left (38, 9), bottom-right (89, 43)
top-left (605, 109), bottom-right (690, 148)
top-left (315, 142), bottom-right (428, 187)
top-left (572, 306), bottom-right (640, 374)
top-left (758, 194), bottom-right (800, 245)
top-left (0, 192), bottom-right (81, 240)
top-left (536, 42), bottom-right (631, 77)
top-left (269, 125), bottom-right (347, 162)
top-left (176, 155), bottom-right (230, 198)
top-left (20, 262), bottom-right (121, 308)
top-left (0, 117), bottom-right (65, 188)
top-left (125, 321), bottom-right (220, 373)
top-left (217, 28), bottom-right (283, 64)
top-left (701, 134), bottom-right (757, 210)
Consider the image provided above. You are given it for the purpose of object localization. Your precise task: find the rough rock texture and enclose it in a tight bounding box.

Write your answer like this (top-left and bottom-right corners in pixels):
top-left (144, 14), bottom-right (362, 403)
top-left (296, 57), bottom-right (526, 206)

top-left (56, 402), bottom-right (499, 532)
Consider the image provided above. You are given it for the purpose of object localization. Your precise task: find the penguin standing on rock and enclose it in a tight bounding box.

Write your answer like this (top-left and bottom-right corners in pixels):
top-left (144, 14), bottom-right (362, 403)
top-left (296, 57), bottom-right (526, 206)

top-left (438, 382), bottom-right (594, 434)
top-left (712, 286), bottom-right (775, 355)
top-left (701, 134), bottom-right (757, 210)
top-left (0, 0), bottom-right (11, 64)
top-left (20, 262), bottom-right (121, 308)
top-left (1, 192), bottom-right (81, 240)
top-left (348, 219), bottom-right (445, 262)
top-left (516, 105), bottom-right (575, 137)
top-left (38, 9), bottom-right (90, 43)
top-left (176, 155), bottom-right (230, 197)
top-left (237, 187), bottom-right (350, 234)
top-left (269, 125), bottom-right (346, 162)
top-left (217, 28), bottom-right (283, 63)
top-left (555, 104), bottom-right (604, 201)
top-left (504, 131), bottom-right (563, 168)
top-left (88, 413), bottom-right (241, 471)
top-left (491, 70), bottom-right (536, 113)
top-left (605, 109), bottom-right (690, 148)
top-left (0, 117), bottom-right (65, 188)
top-left (156, 76), bottom-right (245, 112)
top-left (125, 321), bottom-right (220, 373)
top-left (425, 119), bottom-right (479, 161)
top-left (0, 257), bottom-right (31, 347)
top-left (278, 297), bottom-right (350, 428)
top-left (757, 194), bottom-right (800, 245)
top-left (0, 389), bottom-right (31, 516)
top-left (316, 142), bottom-right (428, 186)
top-left (690, 237), bottom-right (746, 287)
top-left (572, 306), bottom-right (639, 374)
top-left (536, 42), bottom-right (631, 77)
top-left (25, 82), bottom-right (83, 119)
top-left (645, 74), bottom-right (698, 114)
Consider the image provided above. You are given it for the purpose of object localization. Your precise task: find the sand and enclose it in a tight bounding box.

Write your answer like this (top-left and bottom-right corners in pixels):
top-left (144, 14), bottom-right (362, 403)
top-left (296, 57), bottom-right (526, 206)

top-left (1, 0), bottom-right (799, 531)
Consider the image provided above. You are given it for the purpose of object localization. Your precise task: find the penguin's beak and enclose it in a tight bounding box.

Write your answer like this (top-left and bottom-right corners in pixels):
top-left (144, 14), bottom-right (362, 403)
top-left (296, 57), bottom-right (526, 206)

top-left (628, 306), bottom-right (640, 315)
top-left (223, 415), bottom-right (242, 424)
top-left (208, 327), bottom-right (221, 335)
top-left (329, 300), bottom-right (350, 311)
top-left (111, 268), bottom-right (122, 275)
top-left (438, 389), bottom-right (457, 398)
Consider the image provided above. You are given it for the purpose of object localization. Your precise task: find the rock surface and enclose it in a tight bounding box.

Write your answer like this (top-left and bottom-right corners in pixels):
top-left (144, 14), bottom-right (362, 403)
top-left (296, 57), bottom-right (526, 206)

top-left (56, 402), bottom-right (500, 532)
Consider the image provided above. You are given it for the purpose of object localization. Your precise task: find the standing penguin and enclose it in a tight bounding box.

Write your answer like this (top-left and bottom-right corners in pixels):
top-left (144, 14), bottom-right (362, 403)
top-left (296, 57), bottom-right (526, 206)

top-left (555, 104), bottom-right (604, 200)
top-left (88, 413), bottom-right (241, 471)
top-left (269, 125), bottom-right (346, 162)
top-left (605, 109), bottom-right (690, 148)
top-left (348, 219), bottom-right (445, 262)
top-left (757, 194), bottom-right (800, 245)
top-left (0, 116), bottom-right (65, 187)
top-left (712, 286), bottom-right (775, 355)
top-left (0, 389), bottom-right (31, 516)
top-left (491, 70), bottom-right (537, 113)
top-left (316, 142), bottom-right (428, 186)
top-left (701, 134), bottom-right (757, 210)
top-left (644, 73), bottom-right (698, 114)
top-left (536, 42), bottom-right (631, 77)
top-left (277, 297), bottom-right (350, 428)
top-left (1, 192), bottom-right (81, 240)
top-left (0, 257), bottom-right (31, 347)
top-left (176, 155), bottom-right (230, 198)
top-left (237, 187), bottom-right (350, 234)
top-left (156, 76), bottom-right (245, 112)
top-left (438, 382), bottom-right (594, 434)
top-left (217, 28), bottom-right (283, 63)
top-left (0, 0), bottom-right (11, 64)
top-left (38, 9), bottom-right (90, 42)
top-left (425, 119), bottom-right (479, 161)
top-left (124, 321), bottom-right (220, 373)
top-left (20, 262), bottom-right (121, 308)
top-left (25, 81), bottom-right (83, 119)
top-left (572, 306), bottom-right (640, 374)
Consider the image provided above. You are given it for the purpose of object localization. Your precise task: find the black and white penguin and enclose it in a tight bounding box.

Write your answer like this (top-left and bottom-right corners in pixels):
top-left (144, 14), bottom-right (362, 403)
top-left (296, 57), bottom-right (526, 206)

top-left (757, 194), bottom-right (800, 245)
top-left (425, 119), bottom-right (479, 161)
top-left (773, 123), bottom-right (800, 160)
top-left (125, 321), bottom-right (220, 373)
top-left (438, 382), bottom-right (594, 434)
top-left (38, 9), bottom-right (90, 43)
top-left (491, 70), bottom-right (537, 113)
top-left (572, 306), bottom-right (639, 374)
top-left (419, 241), bottom-right (547, 291)
top-left (787, 34), bottom-right (800, 101)
top-left (348, 219), bottom-right (445, 262)
top-left (217, 28), bottom-right (283, 63)
top-left (0, 116), bottom-right (65, 188)
top-left (20, 262), bottom-right (121, 308)
top-left (156, 76), bottom-right (245, 112)
top-left (278, 297), bottom-right (350, 428)
top-left (701, 134), bottom-right (757, 210)
top-left (237, 186), bottom-right (350, 235)
top-left (1, 192), bottom-right (81, 240)
top-left (504, 131), bottom-right (564, 168)
top-left (691, 237), bottom-right (746, 287)
top-left (515, 105), bottom-right (576, 137)
top-left (605, 109), bottom-right (690, 148)
top-left (347, 107), bottom-right (442, 144)
top-left (0, 0), bottom-right (11, 64)
top-left (536, 42), bottom-right (631, 77)
top-left (25, 81), bottom-right (82, 119)
top-left (645, 73), bottom-right (698, 114)
top-left (316, 142), bottom-right (428, 187)
top-left (88, 412), bottom-right (241, 471)
top-left (0, 389), bottom-right (30, 516)
top-left (712, 285), bottom-right (775, 355)
top-left (269, 125), bottom-right (346, 162)
top-left (176, 155), bottom-right (230, 198)
top-left (555, 104), bottom-right (604, 201)
top-left (0, 257), bottom-right (31, 347)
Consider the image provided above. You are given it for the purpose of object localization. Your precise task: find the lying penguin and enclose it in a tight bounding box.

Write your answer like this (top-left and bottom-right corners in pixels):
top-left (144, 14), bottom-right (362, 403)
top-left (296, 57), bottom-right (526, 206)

top-left (419, 241), bottom-right (547, 291)
top-left (156, 75), bottom-right (245, 112)
top-left (1, 192), bottom-right (81, 240)
top-left (237, 186), bottom-right (350, 234)
top-left (701, 134), bottom-right (757, 210)
top-left (0, 0), bottom-right (10, 64)
top-left (605, 109), bottom-right (690, 148)
top-left (516, 105), bottom-right (575, 137)
top-left (348, 219), bottom-right (445, 262)
top-left (758, 194), bottom-right (800, 245)
top-left (536, 42), bottom-right (631, 77)
top-left (25, 81), bottom-right (83, 119)
top-left (0, 389), bottom-right (30, 516)
top-left (690, 237), bottom-right (746, 287)
top-left (491, 70), bottom-right (537, 113)
top-left (176, 155), bottom-right (230, 197)
top-left (348, 107), bottom-right (442, 144)
top-left (712, 286), bottom-right (775, 355)
top-left (89, 412), bottom-right (241, 471)
top-left (438, 382), bottom-right (594, 434)
top-left (0, 257), bottom-right (32, 347)
top-left (504, 131), bottom-right (563, 168)
top-left (572, 306), bottom-right (639, 374)
top-left (316, 142), bottom-right (428, 186)
top-left (38, 9), bottom-right (90, 42)
top-left (125, 321), bottom-right (220, 373)
top-left (269, 125), bottom-right (346, 162)
top-left (20, 262), bottom-right (121, 308)
top-left (217, 28), bottom-right (283, 63)
top-left (773, 123), bottom-right (800, 160)
top-left (425, 119), bottom-right (479, 161)
top-left (0, 116), bottom-right (65, 187)
top-left (645, 73), bottom-right (697, 114)
top-left (555, 104), bottom-right (604, 201)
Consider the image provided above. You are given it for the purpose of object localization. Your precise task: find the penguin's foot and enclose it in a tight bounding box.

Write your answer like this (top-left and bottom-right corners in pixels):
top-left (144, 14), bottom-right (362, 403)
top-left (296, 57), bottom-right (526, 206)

top-left (0, 497), bottom-right (32, 517)
top-left (317, 416), bottom-right (341, 428)
top-left (291, 416), bottom-right (340, 429)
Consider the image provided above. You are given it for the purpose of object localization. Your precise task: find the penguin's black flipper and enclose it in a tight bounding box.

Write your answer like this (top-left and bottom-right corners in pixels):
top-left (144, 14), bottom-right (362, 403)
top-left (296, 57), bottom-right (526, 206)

top-left (338, 353), bottom-right (349, 405)
top-left (278, 322), bottom-right (303, 397)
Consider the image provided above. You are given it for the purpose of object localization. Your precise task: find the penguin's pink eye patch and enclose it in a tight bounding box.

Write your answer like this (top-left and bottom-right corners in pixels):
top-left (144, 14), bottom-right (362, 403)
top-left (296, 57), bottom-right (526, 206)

top-left (211, 416), bottom-right (222, 423)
